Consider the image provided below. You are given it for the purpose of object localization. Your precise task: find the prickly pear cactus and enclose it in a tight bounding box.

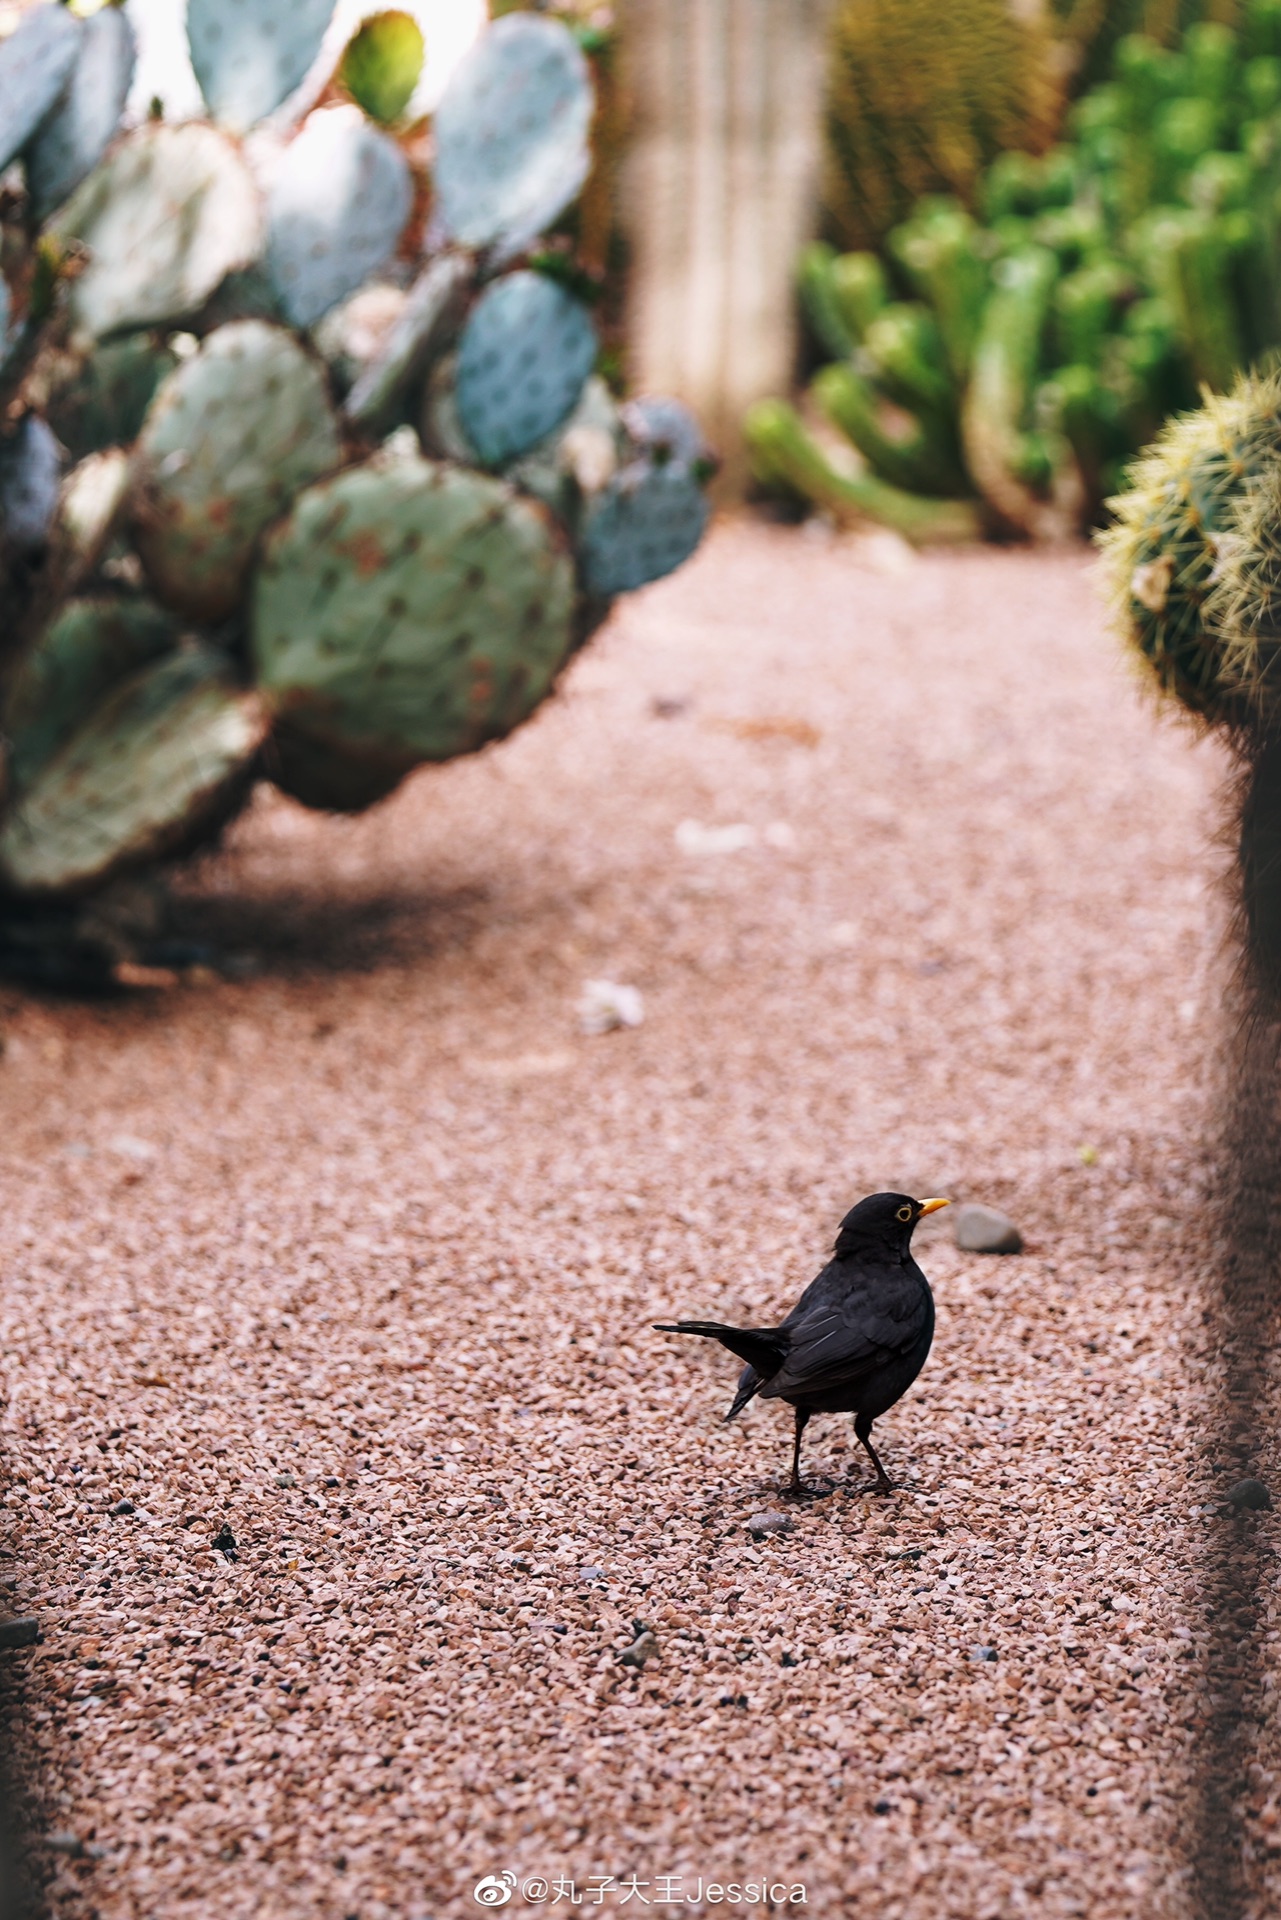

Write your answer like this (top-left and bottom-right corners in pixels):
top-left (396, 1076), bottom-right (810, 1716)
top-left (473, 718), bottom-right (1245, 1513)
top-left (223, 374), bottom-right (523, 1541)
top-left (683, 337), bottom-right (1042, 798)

top-left (0, 3), bottom-right (79, 175)
top-left (456, 271), bottom-right (598, 466)
top-left (339, 10), bottom-right (425, 126)
top-left (129, 322), bottom-right (342, 624)
top-left (5, 597), bottom-right (176, 795)
top-left (433, 14), bottom-right (594, 253)
top-left (250, 451), bottom-right (576, 810)
top-left (53, 124), bottom-right (261, 340)
top-left (0, 647), bottom-right (268, 897)
top-left (0, 415), bottom-right (61, 556)
top-left (581, 461), bottom-right (712, 597)
top-left (188, 0), bottom-right (336, 133)
top-left (0, 0), bottom-right (713, 935)
top-left (266, 107), bottom-right (413, 329)
top-left (26, 6), bottom-right (136, 225)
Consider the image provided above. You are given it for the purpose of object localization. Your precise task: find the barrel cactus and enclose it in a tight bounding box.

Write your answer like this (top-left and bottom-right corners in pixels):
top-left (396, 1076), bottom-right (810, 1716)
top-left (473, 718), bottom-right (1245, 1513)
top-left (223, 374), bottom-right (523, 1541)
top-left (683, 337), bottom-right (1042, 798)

top-left (0, 2), bottom-right (713, 976)
top-left (1098, 370), bottom-right (1281, 994)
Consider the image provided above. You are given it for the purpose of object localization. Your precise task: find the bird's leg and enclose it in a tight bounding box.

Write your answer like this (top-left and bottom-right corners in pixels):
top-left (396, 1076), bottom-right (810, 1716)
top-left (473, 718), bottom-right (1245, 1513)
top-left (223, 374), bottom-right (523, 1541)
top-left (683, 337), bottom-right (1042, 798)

top-left (854, 1412), bottom-right (893, 1496)
top-left (784, 1406), bottom-right (813, 1500)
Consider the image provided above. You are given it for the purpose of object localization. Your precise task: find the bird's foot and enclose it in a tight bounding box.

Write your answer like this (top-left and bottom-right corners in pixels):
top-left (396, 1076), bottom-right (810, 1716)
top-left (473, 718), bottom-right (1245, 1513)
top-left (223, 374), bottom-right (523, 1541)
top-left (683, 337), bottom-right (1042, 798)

top-left (783, 1478), bottom-right (834, 1503)
top-left (848, 1475), bottom-right (894, 1498)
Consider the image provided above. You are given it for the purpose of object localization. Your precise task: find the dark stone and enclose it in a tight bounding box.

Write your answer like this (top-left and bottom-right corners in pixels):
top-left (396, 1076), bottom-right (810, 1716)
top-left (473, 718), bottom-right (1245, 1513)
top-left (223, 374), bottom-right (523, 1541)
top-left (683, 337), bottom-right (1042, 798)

top-left (1230, 1478), bottom-right (1272, 1511)
top-left (211, 1522), bottom-right (238, 1559)
top-left (0, 1617), bottom-right (38, 1649)
top-left (110, 1499), bottom-right (135, 1516)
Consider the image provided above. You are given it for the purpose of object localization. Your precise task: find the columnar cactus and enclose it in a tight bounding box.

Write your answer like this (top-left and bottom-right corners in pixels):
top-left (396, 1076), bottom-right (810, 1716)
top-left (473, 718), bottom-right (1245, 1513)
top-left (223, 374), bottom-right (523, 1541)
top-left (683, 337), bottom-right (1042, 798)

top-left (0, 1), bottom-right (714, 950)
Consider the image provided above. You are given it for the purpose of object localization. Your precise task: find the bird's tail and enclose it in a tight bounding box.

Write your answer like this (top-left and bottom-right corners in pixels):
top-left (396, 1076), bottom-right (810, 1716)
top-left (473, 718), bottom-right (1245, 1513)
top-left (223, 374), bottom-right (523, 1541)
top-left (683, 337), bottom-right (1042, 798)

top-left (652, 1320), bottom-right (787, 1380)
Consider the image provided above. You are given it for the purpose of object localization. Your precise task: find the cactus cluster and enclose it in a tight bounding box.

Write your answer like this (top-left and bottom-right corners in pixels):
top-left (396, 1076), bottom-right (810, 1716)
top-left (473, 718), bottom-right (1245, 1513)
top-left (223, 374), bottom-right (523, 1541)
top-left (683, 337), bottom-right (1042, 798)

top-left (752, 6), bottom-right (1281, 542)
top-left (0, 2), bottom-right (713, 943)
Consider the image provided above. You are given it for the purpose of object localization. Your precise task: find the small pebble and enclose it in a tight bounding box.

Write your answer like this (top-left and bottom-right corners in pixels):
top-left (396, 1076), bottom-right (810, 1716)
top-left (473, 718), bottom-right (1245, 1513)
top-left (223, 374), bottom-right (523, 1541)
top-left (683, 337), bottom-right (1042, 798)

top-left (44, 1832), bottom-right (84, 1857)
top-left (0, 1617), bottom-right (38, 1649)
top-left (954, 1204), bottom-right (1023, 1255)
top-left (580, 1566), bottom-right (606, 1582)
top-left (1230, 1478), bottom-right (1272, 1511)
top-left (970, 1646), bottom-right (999, 1662)
top-left (617, 1629), bottom-right (658, 1670)
top-left (746, 1511), bottom-right (794, 1538)
top-left (110, 1499), bottom-right (135, 1516)
top-left (211, 1522), bottom-right (238, 1560)
top-left (275, 1473), bottom-right (295, 1489)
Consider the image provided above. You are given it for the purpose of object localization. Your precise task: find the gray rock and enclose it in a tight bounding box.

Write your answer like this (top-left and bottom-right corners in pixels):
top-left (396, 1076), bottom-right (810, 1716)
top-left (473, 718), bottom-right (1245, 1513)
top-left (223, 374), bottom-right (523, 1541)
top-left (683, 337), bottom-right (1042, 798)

top-left (0, 1616), bottom-right (38, 1648)
top-left (618, 1629), bottom-right (658, 1669)
top-left (746, 1511), bottom-right (794, 1539)
top-left (110, 1498), bottom-right (135, 1516)
top-left (1230, 1478), bottom-right (1272, 1511)
top-left (954, 1204), bottom-right (1023, 1255)
top-left (970, 1644), bottom-right (998, 1662)
top-left (275, 1472), bottom-right (295, 1488)
top-left (44, 1832), bottom-right (83, 1856)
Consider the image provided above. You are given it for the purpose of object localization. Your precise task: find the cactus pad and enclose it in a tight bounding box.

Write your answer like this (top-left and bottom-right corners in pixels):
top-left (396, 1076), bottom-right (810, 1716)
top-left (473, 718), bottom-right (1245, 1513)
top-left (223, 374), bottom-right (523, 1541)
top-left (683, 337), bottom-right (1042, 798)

top-left (43, 335), bottom-right (176, 463)
top-left (0, 3), bottom-right (79, 175)
top-left (580, 461), bottom-right (710, 597)
top-left (187, 0), bottom-right (337, 132)
top-left (343, 251), bottom-right (473, 432)
top-left (53, 123), bottom-right (261, 340)
top-left (620, 396), bottom-right (710, 471)
top-left (26, 5), bottom-right (135, 223)
top-left (130, 321), bottom-right (342, 625)
top-left (433, 14), bottom-right (592, 254)
top-left (0, 415), bottom-right (61, 554)
top-left (0, 646), bottom-right (268, 897)
top-left (250, 451), bottom-right (575, 809)
top-left (266, 107), bottom-right (413, 329)
top-left (1098, 372), bottom-right (1281, 721)
top-left (456, 270), bottom-right (597, 466)
top-left (339, 10), bottom-right (424, 126)
top-left (5, 596), bottom-right (176, 794)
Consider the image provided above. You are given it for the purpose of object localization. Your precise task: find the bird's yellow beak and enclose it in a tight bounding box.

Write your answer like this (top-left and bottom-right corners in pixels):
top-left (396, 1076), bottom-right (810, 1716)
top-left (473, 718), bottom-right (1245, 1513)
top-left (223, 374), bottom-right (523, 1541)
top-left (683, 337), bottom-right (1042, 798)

top-left (918, 1197), bottom-right (950, 1215)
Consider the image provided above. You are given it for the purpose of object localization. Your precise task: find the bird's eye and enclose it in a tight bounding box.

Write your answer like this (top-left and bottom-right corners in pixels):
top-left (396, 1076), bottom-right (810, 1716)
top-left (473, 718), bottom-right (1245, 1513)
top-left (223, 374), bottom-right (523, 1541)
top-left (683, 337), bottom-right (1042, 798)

top-left (897, 1204), bottom-right (913, 1222)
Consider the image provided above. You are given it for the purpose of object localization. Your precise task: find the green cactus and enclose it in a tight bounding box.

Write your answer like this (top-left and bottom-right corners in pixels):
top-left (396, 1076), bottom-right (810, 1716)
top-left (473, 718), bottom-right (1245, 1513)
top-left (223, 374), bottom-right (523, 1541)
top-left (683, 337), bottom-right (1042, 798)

top-left (744, 398), bottom-right (983, 544)
top-left (0, 646), bottom-right (268, 897)
top-left (128, 322), bottom-right (342, 624)
top-left (0, 0), bottom-right (713, 927)
top-left (249, 452), bottom-right (576, 810)
top-left (821, 0), bottom-right (1060, 251)
top-left (1097, 370), bottom-right (1281, 719)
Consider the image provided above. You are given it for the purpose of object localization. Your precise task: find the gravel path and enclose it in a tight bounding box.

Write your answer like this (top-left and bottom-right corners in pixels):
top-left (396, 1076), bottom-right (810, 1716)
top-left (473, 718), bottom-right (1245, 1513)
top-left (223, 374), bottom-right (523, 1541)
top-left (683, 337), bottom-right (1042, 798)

top-left (0, 526), bottom-right (1255, 1918)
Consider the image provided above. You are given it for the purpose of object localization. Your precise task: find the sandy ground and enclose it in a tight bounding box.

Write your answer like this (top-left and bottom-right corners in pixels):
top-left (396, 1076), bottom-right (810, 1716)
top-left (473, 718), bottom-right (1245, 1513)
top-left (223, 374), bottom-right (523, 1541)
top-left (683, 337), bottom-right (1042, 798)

top-left (0, 524), bottom-right (1262, 1918)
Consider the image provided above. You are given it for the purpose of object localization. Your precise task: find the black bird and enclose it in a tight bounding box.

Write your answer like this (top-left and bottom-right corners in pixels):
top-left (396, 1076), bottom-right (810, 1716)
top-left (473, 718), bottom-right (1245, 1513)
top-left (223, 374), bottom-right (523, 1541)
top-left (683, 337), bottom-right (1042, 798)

top-left (654, 1192), bottom-right (948, 1498)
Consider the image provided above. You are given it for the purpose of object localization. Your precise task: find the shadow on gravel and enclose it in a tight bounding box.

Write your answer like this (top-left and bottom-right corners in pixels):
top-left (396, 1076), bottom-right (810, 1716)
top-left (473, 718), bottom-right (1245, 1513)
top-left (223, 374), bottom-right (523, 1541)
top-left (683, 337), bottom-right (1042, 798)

top-left (1196, 745), bottom-right (1281, 1920)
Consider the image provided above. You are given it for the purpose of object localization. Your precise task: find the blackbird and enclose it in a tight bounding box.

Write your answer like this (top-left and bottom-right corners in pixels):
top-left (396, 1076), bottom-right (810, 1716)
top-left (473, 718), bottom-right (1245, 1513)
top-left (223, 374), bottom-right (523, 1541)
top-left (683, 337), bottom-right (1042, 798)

top-left (654, 1191), bottom-right (948, 1497)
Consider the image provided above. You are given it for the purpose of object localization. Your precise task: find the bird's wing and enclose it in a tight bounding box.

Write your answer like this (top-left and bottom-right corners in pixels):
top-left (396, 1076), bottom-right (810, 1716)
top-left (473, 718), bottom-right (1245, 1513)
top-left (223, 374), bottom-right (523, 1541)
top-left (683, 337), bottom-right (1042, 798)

top-left (759, 1260), bottom-right (929, 1400)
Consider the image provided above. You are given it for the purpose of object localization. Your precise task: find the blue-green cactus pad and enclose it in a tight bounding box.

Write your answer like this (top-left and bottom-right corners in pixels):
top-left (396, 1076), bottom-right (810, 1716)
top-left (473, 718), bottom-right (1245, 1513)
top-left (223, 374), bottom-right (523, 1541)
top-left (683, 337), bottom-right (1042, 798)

top-left (188, 0), bottom-right (337, 132)
top-left (250, 451), bottom-right (575, 804)
top-left (433, 14), bottom-right (592, 254)
top-left (580, 462), bottom-right (710, 596)
top-left (0, 415), bottom-right (61, 553)
top-left (53, 123), bottom-right (261, 340)
top-left (456, 270), bottom-right (596, 466)
top-left (267, 107), bottom-right (412, 329)
top-left (5, 595), bottom-right (176, 795)
top-left (0, 3), bottom-right (79, 175)
top-left (26, 6), bottom-right (135, 223)
top-left (0, 645), bottom-right (268, 897)
top-left (621, 396), bottom-right (710, 470)
top-left (130, 320), bottom-right (342, 625)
